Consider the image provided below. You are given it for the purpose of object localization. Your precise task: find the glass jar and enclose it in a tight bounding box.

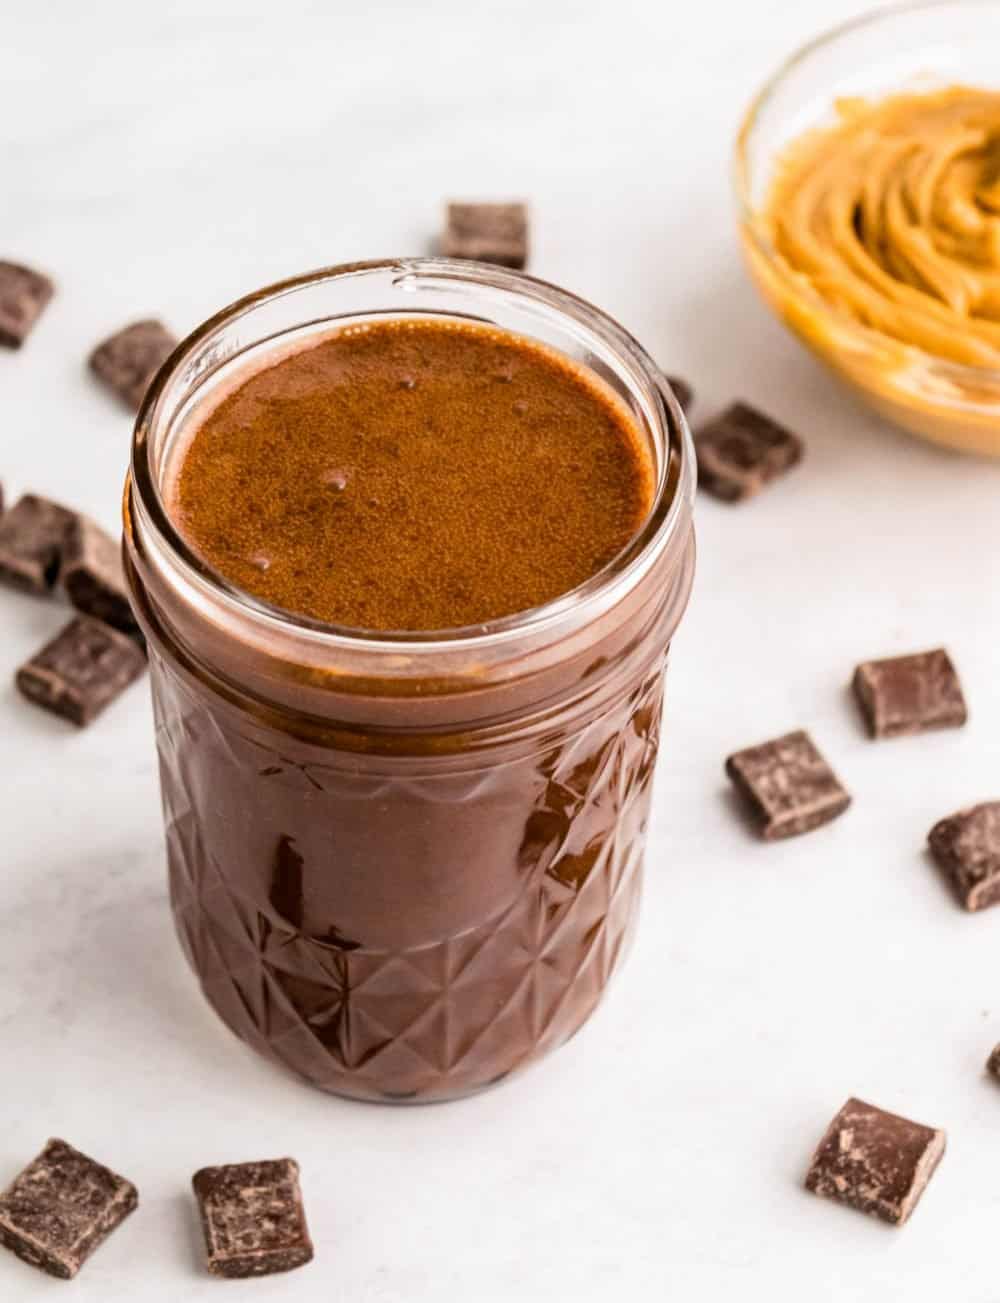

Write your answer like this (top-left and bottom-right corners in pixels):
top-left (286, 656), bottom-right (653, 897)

top-left (123, 259), bottom-right (696, 1103)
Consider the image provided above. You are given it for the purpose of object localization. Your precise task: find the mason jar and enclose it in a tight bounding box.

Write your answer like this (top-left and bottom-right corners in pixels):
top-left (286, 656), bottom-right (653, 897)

top-left (123, 259), bottom-right (696, 1103)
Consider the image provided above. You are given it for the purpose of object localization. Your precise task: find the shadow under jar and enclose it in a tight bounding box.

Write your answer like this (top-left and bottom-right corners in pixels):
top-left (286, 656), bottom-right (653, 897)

top-left (123, 259), bottom-right (696, 1103)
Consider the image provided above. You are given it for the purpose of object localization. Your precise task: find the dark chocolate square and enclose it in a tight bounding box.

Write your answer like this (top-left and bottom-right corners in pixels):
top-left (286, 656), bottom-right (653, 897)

top-left (192, 1158), bottom-right (313, 1279)
top-left (89, 319), bottom-right (177, 411)
top-left (987, 1043), bottom-right (1000, 1081)
top-left (805, 1097), bottom-right (945, 1226)
top-left (725, 729), bottom-right (851, 840)
top-left (0, 1139), bottom-right (137, 1279)
top-left (853, 649), bottom-right (967, 738)
top-left (928, 801), bottom-right (1000, 911)
top-left (61, 514), bottom-right (140, 639)
top-left (441, 202), bottom-right (528, 269)
top-left (694, 402), bottom-right (803, 501)
top-left (16, 615), bottom-right (146, 727)
top-left (0, 493), bottom-right (75, 594)
top-left (665, 375), bottom-right (693, 415)
top-left (0, 260), bottom-right (54, 348)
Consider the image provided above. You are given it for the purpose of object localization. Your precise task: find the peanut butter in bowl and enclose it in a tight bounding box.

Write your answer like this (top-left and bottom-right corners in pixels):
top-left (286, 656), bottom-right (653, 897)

top-left (737, 2), bottom-right (1000, 456)
top-left (769, 88), bottom-right (1000, 364)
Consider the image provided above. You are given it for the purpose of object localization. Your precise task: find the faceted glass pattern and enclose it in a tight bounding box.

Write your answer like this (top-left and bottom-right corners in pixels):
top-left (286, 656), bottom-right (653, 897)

top-left (153, 655), bottom-right (666, 1102)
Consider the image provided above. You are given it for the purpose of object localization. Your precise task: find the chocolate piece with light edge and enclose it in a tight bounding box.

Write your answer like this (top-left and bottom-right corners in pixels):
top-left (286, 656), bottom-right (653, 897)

top-left (725, 729), bottom-right (850, 840)
top-left (805, 1097), bottom-right (945, 1226)
top-left (0, 1139), bottom-right (137, 1280)
top-left (928, 801), bottom-right (1000, 911)
top-left (441, 202), bottom-right (528, 268)
top-left (192, 1158), bottom-right (313, 1279)
top-left (694, 401), bottom-right (802, 501)
top-left (89, 319), bottom-right (178, 411)
top-left (16, 615), bottom-right (146, 727)
top-left (61, 513), bottom-right (141, 639)
top-left (0, 493), bottom-right (75, 594)
top-left (0, 260), bottom-right (54, 348)
top-left (853, 648), bottom-right (967, 738)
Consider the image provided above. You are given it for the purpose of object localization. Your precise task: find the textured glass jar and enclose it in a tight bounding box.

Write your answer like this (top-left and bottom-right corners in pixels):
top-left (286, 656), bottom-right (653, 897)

top-left (123, 259), bottom-right (696, 1103)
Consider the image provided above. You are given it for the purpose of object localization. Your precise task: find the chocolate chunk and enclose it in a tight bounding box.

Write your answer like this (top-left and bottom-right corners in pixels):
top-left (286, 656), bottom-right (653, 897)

top-left (61, 514), bottom-right (140, 638)
top-left (853, 649), bottom-right (967, 738)
top-left (0, 494), bottom-right (75, 594)
top-left (16, 615), bottom-right (146, 727)
top-left (928, 801), bottom-right (1000, 911)
top-left (89, 319), bottom-right (177, 411)
top-left (0, 260), bottom-right (54, 348)
top-left (805, 1098), bottom-right (945, 1226)
top-left (441, 202), bottom-right (528, 269)
top-left (725, 729), bottom-right (851, 840)
top-left (192, 1158), bottom-right (313, 1279)
top-left (987, 1044), bottom-right (1000, 1080)
top-left (665, 376), bottom-right (694, 414)
top-left (0, 1139), bottom-right (137, 1280)
top-left (694, 402), bottom-right (802, 501)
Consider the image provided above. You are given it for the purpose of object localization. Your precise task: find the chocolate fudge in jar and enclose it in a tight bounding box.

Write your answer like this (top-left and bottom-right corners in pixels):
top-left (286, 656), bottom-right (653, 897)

top-left (123, 259), bottom-right (695, 1103)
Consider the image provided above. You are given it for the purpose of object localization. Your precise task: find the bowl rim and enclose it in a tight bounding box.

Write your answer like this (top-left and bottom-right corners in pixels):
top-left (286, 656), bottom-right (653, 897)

top-left (733, 0), bottom-right (1000, 389)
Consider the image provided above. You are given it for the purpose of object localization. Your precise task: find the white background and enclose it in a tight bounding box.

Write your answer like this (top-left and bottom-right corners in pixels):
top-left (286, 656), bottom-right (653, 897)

top-left (3, 1), bottom-right (1000, 1298)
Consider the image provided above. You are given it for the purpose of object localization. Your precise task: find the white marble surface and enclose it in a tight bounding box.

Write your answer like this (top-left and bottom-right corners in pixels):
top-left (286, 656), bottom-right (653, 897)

top-left (3, 0), bottom-right (1000, 1297)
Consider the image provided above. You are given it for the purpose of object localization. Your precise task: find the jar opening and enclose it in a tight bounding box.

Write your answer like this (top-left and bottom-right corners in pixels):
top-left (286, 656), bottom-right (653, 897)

top-left (129, 260), bottom-right (694, 663)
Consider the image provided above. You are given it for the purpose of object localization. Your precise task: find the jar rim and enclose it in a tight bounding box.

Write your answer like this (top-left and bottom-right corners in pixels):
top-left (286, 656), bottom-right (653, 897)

top-left (128, 257), bottom-right (695, 659)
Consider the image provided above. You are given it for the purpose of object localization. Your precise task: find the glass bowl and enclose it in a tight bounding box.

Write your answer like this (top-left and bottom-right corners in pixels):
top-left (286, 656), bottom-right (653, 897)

top-left (735, 0), bottom-right (1000, 457)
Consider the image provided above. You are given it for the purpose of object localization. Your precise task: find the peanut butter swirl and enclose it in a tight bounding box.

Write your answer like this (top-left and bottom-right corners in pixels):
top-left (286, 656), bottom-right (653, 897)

top-left (766, 86), bottom-right (1000, 367)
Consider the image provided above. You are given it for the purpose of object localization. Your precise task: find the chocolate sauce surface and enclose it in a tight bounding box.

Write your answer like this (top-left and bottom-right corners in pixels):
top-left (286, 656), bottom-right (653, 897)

top-left (169, 318), bottom-right (654, 631)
